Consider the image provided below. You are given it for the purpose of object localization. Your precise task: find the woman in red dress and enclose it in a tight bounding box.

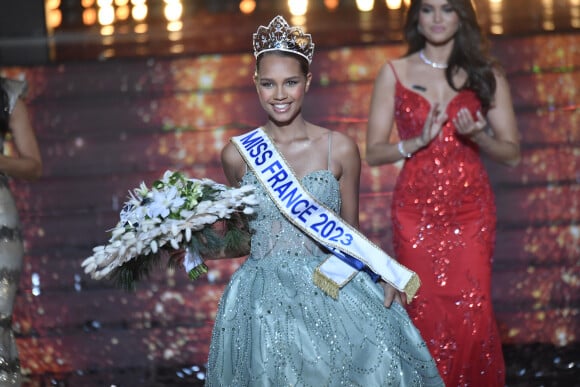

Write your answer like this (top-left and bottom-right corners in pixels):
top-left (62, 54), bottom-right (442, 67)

top-left (366, 0), bottom-right (521, 385)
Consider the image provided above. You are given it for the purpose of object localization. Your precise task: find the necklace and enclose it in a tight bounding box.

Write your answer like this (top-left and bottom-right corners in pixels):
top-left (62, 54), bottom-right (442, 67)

top-left (419, 50), bottom-right (448, 69)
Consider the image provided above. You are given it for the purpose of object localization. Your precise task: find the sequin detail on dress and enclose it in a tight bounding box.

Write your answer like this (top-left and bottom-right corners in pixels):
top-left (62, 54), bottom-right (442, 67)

top-left (0, 192), bottom-right (23, 387)
top-left (389, 64), bottom-right (505, 386)
top-left (206, 170), bottom-right (443, 386)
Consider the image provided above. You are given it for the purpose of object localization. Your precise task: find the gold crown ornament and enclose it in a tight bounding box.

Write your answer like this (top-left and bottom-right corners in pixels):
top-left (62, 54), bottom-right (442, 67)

top-left (253, 15), bottom-right (315, 64)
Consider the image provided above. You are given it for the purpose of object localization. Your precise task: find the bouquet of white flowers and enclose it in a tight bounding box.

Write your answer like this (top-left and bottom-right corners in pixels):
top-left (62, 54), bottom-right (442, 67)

top-left (81, 170), bottom-right (258, 289)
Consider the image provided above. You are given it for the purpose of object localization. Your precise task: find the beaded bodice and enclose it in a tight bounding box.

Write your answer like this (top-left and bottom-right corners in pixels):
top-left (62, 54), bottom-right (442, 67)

top-left (241, 169), bottom-right (341, 260)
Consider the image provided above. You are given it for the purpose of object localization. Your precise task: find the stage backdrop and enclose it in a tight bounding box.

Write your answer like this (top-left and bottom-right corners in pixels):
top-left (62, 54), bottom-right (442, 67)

top-left (1, 33), bottom-right (578, 383)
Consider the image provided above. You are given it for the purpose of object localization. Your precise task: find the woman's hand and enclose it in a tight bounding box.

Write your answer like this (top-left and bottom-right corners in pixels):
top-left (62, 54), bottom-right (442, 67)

top-left (453, 108), bottom-right (487, 138)
top-left (379, 280), bottom-right (407, 308)
top-left (419, 103), bottom-right (447, 147)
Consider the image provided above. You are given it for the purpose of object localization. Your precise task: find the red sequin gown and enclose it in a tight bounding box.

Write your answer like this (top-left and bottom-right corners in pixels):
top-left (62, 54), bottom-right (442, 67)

top-left (390, 65), bottom-right (505, 386)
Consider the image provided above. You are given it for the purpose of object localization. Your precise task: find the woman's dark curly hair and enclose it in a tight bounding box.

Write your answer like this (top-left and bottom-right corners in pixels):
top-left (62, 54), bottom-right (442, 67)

top-left (0, 85), bottom-right (9, 136)
top-left (403, 0), bottom-right (498, 110)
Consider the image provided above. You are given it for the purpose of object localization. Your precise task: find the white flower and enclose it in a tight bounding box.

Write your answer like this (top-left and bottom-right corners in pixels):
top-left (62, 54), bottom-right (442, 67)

top-left (161, 170), bottom-right (173, 182)
top-left (83, 261), bottom-right (97, 274)
top-left (193, 200), bottom-right (212, 213)
top-left (135, 181), bottom-right (149, 197)
top-left (147, 186), bottom-right (185, 219)
top-left (243, 194), bottom-right (259, 206)
top-left (111, 227), bottom-right (126, 239)
top-left (92, 245), bottom-right (105, 253)
top-left (171, 223), bottom-right (179, 236)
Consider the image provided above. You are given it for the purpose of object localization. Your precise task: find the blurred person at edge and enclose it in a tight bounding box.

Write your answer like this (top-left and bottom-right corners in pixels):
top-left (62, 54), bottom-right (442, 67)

top-left (0, 77), bottom-right (42, 386)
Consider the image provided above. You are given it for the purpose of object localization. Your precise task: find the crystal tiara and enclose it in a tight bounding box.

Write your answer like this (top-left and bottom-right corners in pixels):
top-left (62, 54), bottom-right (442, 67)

top-left (252, 15), bottom-right (315, 64)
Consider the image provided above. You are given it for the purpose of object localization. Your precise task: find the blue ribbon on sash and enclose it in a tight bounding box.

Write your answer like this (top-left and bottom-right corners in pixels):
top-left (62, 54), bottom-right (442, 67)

top-left (329, 248), bottom-right (379, 282)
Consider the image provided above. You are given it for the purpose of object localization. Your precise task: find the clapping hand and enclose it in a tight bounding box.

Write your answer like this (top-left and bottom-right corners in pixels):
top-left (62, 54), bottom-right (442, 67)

top-left (419, 103), bottom-right (448, 147)
top-left (453, 108), bottom-right (487, 138)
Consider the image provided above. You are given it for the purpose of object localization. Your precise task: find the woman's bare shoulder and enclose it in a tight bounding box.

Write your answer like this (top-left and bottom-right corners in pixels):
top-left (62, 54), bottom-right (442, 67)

top-left (221, 141), bottom-right (245, 185)
top-left (330, 130), bottom-right (360, 160)
top-left (221, 141), bottom-right (241, 162)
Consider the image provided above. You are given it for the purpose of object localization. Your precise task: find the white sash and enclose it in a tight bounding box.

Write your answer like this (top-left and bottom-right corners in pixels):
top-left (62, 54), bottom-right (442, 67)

top-left (231, 128), bottom-right (420, 301)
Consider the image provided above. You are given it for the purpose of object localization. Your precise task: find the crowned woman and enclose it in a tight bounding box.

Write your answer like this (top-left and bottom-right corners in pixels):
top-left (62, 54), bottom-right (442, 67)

top-left (203, 16), bottom-right (443, 386)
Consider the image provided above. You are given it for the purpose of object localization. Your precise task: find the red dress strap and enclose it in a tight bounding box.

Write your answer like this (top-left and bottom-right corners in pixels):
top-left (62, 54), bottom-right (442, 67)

top-left (387, 61), bottom-right (401, 83)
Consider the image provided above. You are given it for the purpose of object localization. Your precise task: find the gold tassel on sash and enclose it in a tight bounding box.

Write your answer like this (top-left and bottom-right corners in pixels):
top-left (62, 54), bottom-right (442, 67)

top-left (313, 267), bottom-right (340, 300)
top-left (403, 274), bottom-right (421, 302)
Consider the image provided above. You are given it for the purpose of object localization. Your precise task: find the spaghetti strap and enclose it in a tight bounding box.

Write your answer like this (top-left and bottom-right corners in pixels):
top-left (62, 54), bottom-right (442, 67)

top-left (387, 61), bottom-right (400, 83)
top-left (327, 131), bottom-right (333, 170)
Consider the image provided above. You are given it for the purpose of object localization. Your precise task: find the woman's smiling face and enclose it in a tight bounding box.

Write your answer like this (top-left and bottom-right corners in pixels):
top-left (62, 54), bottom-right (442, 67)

top-left (254, 53), bottom-right (312, 126)
top-left (418, 0), bottom-right (460, 45)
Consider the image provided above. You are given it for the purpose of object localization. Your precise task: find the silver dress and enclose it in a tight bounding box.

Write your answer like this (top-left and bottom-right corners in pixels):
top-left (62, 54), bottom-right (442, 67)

top-left (0, 78), bottom-right (27, 386)
top-left (206, 170), bottom-right (443, 386)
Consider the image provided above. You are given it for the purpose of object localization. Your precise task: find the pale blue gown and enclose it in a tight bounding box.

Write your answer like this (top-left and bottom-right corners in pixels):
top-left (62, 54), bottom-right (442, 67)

top-left (206, 168), bottom-right (444, 386)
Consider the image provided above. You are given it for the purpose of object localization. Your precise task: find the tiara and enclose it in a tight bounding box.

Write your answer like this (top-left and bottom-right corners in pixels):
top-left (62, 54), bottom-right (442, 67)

top-left (253, 15), bottom-right (315, 64)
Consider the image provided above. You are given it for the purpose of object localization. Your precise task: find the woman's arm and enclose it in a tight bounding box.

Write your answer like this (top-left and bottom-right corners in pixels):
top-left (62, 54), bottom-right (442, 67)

top-left (197, 142), bottom-right (251, 260)
top-left (366, 63), bottom-right (399, 166)
top-left (366, 62), bottom-right (445, 165)
top-left (221, 142), bottom-right (246, 186)
top-left (332, 132), bottom-right (361, 228)
top-left (0, 99), bottom-right (42, 179)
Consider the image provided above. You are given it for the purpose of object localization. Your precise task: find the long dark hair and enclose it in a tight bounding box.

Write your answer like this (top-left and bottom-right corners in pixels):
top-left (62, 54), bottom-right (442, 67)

top-left (403, 0), bottom-right (497, 109)
top-left (0, 83), bottom-right (9, 136)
